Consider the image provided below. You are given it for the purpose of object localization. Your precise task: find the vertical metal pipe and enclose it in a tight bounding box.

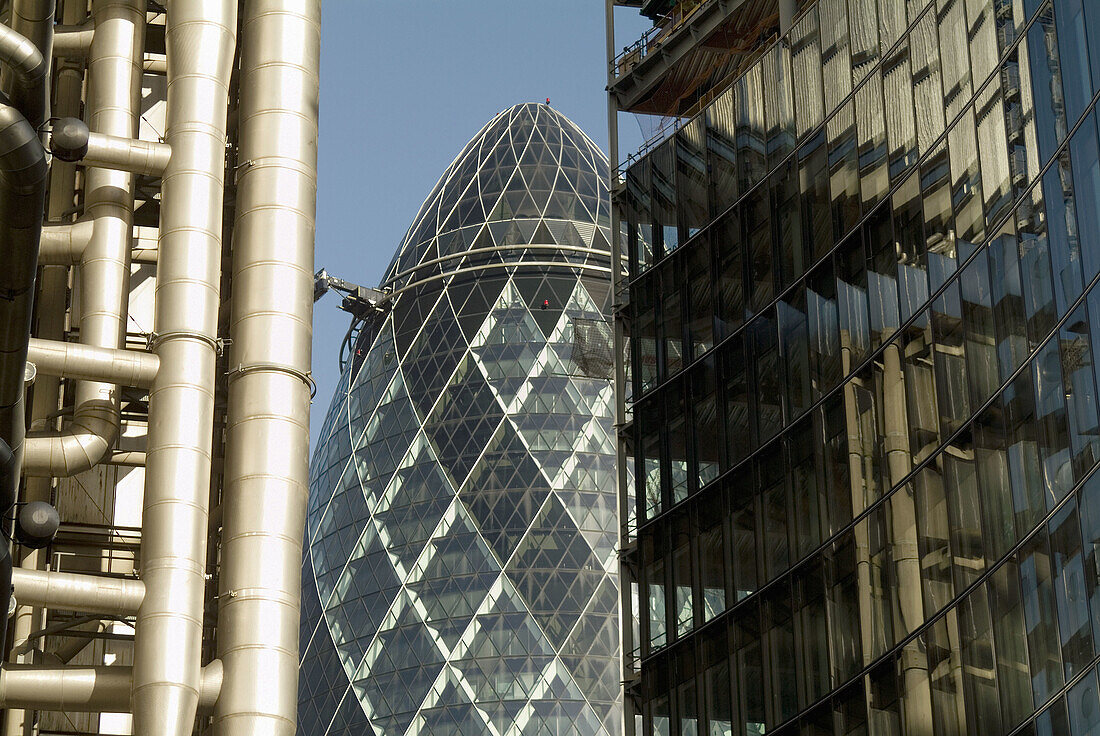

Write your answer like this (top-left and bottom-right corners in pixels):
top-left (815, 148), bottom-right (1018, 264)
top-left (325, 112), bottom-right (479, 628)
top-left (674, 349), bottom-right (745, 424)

top-left (213, 1), bottom-right (319, 731)
top-left (3, 5), bottom-right (72, 735)
top-left (22, 0), bottom-right (146, 479)
top-left (132, 2), bottom-right (236, 733)
top-left (0, 15), bottom-right (49, 530)
top-left (605, 2), bottom-right (635, 736)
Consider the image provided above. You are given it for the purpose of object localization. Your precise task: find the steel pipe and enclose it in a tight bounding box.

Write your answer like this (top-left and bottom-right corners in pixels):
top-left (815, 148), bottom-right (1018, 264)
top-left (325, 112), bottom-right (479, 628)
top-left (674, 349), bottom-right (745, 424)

top-left (107, 450), bottom-right (145, 466)
top-left (11, 568), bottom-right (144, 616)
top-left (82, 130), bottom-right (171, 176)
top-left (52, 21), bottom-right (93, 57)
top-left (0, 14), bottom-right (48, 126)
top-left (22, 0), bottom-right (146, 479)
top-left (38, 219), bottom-right (93, 264)
top-left (213, 2), bottom-right (320, 733)
top-left (27, 337), bottom-right (159, 388)
top-left (133, 1), bottom-right (237, 733)
top-left (0, 103), bottom-right (48, 511)
top-left (3, 5), bottom-right (70, 735)
top-left (39, 221), bottom-right (159, 264)
top-left (0, 661), bottom-right (223, 712)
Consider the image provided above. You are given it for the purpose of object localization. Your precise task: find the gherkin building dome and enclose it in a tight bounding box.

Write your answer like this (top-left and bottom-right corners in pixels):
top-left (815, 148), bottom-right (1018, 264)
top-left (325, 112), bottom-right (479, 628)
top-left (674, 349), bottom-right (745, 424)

top-left (299, 103), bottom-right (621, 736)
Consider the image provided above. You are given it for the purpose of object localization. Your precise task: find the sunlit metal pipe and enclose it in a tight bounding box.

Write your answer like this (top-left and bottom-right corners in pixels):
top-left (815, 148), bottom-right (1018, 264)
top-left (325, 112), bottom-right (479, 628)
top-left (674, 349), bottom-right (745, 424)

top-left (39, 220), bottom-right (159, 265)
top-left (52, 21), bottom-right (93, 57)
top-left (22, 0), bottom-right (146, 479)
top-left (11, 568), bottom-right (144, 616)
top-left (27, 337), bottom-right (159, 388)
top-left (0, 661), bottom-right (223, 712)
top-left (213, 2), bottom-right (319, 732)
top-left (81, 130), bottom-right (171, 176)
top-left (133, 1), bottom-right (237, 732)
top-left (107, 450), bottom-right (145, 466)
top-left (38, 219), bottom-right (93, 264)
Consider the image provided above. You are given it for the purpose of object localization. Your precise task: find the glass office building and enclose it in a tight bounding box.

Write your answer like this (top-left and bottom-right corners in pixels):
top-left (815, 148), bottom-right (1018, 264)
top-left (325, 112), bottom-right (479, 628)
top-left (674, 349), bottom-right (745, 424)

top-left (613, 0), bottom-right (1100, 734)
top-left (299, 103), bottom-right (621, 736)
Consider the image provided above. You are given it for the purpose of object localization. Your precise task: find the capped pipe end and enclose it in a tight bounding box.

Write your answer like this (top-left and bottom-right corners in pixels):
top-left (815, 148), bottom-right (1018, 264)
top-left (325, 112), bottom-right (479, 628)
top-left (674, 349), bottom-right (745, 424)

top-left (16, 501), bottom-right (59, 549)
top-left (50, 117), bottom-right (89, 162)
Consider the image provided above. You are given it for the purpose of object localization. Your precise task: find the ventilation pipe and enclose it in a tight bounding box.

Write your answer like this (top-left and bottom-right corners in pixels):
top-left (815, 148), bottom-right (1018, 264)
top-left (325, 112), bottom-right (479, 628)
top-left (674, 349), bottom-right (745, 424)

top-left (0, 14), bottom-right (49, 128)
top-left (22, 0), bottom-right (146, 479)
top-left (49, 115), bottom-right (171, 176)
top-left (10, 567), bottom-right (144, 616)
top-left (0, 660), bottom-right (223, 712)
top-left (0, 90), bottom-right (48, 518)
top-left (132, 1), bottom-right (237, 732)
top-left (213, 1), bottom-right (319, 731)
top-left (26, 337), bottom-right (159, 389)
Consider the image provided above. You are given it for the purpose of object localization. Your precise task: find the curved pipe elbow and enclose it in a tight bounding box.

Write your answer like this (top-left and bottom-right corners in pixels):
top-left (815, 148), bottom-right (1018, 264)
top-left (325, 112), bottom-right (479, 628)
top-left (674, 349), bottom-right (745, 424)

top-left (38, 220), bottom-right (93, 265)
top-left (0, 24), bottom-right (47, 126)
top-left (21, 404), bottom-right (119, 478)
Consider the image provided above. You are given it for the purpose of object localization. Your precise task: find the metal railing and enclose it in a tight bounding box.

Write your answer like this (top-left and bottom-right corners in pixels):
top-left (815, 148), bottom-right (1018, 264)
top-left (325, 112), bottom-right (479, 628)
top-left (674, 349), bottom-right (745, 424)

top-left (610, 0), bottom-right (713, 80)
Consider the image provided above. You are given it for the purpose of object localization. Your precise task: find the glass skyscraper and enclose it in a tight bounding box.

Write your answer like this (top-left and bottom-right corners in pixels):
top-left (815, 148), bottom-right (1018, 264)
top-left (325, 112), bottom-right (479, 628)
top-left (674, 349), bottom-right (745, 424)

top-left (610, 0), bottom-right (1100, 734)
top-left (299, 103), bottom-right (622, 736)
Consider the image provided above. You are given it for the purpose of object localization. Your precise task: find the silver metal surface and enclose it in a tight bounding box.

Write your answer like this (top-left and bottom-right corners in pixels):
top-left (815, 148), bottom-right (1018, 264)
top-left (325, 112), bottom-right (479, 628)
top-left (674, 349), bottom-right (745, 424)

top-left (23, 0), bottom-right (146, 479)
top-left (38, 220), bottom-right (93, 264)
top-left (82, 131), bottom-right (171, 176)
top-left (132, 1), bottom-right (237, 732)
top-left (0, 9), bottom-right (49, 126)
top-left (213, 1), bottom-right (320, 732)
top-left (51, 21), bottom-right (93, 57)
top-left (26, 337), bottom-right (159, 388)
top-left (0, 661), bottom-right (224, 712)
top-left (1, 0), bottom-right (321, 729)
top-left (11, 567), bottom-right (144, 616)
top-left (0, 103), bottom-right (49, 509)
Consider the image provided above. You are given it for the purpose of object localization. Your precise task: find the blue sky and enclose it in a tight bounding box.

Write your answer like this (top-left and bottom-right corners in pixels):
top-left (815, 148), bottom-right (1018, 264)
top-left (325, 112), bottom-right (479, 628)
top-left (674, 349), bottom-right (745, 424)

top-left (310, 1), bottom-right (650, 444)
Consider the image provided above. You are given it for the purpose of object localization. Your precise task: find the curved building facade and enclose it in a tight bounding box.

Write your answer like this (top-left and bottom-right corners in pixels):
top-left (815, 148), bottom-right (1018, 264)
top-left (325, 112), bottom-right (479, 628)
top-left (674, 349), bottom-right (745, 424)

top-left (299, 103), bottom-right (621, 736)
top-left (613, 0), bottom-right (1100, 734)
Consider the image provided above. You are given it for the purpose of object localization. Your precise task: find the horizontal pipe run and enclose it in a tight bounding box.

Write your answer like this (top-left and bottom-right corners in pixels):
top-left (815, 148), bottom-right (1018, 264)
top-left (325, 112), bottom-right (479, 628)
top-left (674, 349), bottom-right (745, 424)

top-left (0, 660), bottom-right (222, 712)
top-left (38, 221), bottom-right (158, 264)
top-left (107, 450), bottom-right (145, 467)
top-left (38, 220), bottom-right (92, 264)
top-left (0, 664), bottom-right (130, 712)
top-left (83, 132), bottom-right (171, 176)
top-left (52, 22), bottom-right (93, 57)
top-left (26, 337), bottom-right (159, 388)
top-left (11, 568), bottom-right (144, 616)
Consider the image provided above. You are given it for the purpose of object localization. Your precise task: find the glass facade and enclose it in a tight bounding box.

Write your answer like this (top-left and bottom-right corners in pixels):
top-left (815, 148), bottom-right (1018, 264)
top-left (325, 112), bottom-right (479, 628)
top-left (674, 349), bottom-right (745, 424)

top-left (618, 1), bottom-right (1100, 734)
top-left (300, 104), bottom-right (622, 736)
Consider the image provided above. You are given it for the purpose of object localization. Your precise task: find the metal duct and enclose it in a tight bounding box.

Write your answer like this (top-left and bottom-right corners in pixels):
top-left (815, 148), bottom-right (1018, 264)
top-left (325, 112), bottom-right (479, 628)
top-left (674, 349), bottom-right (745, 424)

top-left (82, 130), bottom-right (170, 175)
top-left (51, 21), bottom-right (93, 58)
top-left (132, 1), bottom-right (237, 732)
top-left (213, 1), bottom-right (319, 731)
top-left (26, 337), bottom-right (159, 388)
top-left (0, 12), bottom-right (48, 127)
top-left (38, 220), bottom-right (159, 265)
top-left (37, 219), bottom-right (93, 264)
top-left (48, 118), bottom-right (171, 175)
top-left (0, 102), bottom-right (48, 516)
top-left (11, 567), bottom-right (145, 616)
top-left (0, 661), bottom-right (223, 712)
top-left (22, 0), bottom-right (146, 479)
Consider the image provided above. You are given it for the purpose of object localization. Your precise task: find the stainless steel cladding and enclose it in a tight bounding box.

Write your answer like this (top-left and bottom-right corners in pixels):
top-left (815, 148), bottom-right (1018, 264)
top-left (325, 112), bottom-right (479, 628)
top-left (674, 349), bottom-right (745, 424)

top-left (0, 1), bottom-right (322, 734)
